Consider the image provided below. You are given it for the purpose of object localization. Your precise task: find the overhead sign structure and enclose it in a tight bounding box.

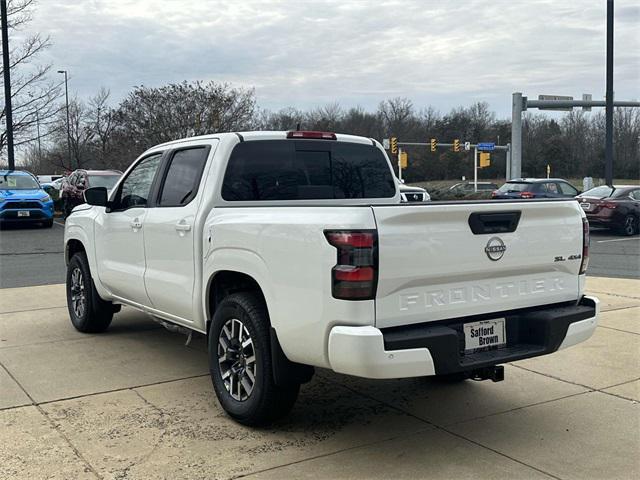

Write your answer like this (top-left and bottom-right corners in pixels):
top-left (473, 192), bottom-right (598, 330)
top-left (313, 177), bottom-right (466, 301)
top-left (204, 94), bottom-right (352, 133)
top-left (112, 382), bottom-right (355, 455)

top-left (453, 139), bottom-right (460, 152)
top-left (390, 137), bottom-right (398, 154)
top-left (537, 95), bottom-right (574, 111)
top-left (477, 142), bottom-right (495, 152)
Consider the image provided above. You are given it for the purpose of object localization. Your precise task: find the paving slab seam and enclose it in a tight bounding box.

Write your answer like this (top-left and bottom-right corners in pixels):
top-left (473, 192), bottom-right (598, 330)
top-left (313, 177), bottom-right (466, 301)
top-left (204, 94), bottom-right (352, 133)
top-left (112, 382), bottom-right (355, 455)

top-left (0, 305), bottom-right (67, 315)
top-left (511, 364), bottom-right (640, 399)
top-left (587, 290), bottom-right (640, 300)
top-left (598, 388), bottom-right (640, 404)
top-left (34, 373), bottom-right (211, 407)
top-left (317, 372), bottom-right (562, 480)
top-left (597, 325), bottom-right (640, 336)
top-left (0, 361), bottom-right (102, 479)
top-left (445, 390), bottom-right (592, 428)
top-left (0, 325), bottom-right (163, 351)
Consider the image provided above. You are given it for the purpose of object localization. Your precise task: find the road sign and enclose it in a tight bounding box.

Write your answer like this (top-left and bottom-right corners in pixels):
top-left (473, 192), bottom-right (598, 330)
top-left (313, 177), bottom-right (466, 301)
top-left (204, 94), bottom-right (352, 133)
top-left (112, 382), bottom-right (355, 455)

top-left (464, 141), bottom-right (471, 151)
top-left (546, 164), bottom-right (551, 178)
top-left (390, 137), bottom-right (398, 154)
top-left (479, 152), bottom-right (491, 168)
top-left (382, 138), bottom-right (390, 149)
top-left (430, 138), bottom-right (437, 152)
top-left (399, 151), bottom-right (408, 169)
top-left (538, 95), bottom-right (573, 111)
top-left (453, 139), bottom-right (460, 152)
top-left (477, 142), bottom-right (495, 152)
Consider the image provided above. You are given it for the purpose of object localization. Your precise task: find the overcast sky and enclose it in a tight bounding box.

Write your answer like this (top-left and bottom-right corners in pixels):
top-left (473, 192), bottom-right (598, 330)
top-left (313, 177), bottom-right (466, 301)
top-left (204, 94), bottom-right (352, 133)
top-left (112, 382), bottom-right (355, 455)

top-left (26, 0), bottom-right (640, 118)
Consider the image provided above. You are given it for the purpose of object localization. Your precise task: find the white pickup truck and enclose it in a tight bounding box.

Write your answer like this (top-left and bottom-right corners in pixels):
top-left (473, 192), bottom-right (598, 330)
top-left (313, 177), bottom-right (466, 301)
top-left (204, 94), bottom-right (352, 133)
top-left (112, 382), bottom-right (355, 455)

top-left (64, 130), bottom-right (599, 425)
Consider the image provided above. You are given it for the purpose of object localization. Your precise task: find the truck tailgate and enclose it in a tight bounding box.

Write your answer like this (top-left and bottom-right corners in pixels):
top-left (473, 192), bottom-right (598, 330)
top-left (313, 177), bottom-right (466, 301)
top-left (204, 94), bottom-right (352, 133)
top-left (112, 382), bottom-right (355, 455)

top-left (372, 200), bottom-right (584, 328)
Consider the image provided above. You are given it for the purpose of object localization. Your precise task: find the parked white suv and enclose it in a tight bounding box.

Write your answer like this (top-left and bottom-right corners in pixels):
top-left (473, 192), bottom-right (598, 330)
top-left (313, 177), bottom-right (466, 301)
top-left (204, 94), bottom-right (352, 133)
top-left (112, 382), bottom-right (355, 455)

top-left (64, 130), bottom-right (598, 425)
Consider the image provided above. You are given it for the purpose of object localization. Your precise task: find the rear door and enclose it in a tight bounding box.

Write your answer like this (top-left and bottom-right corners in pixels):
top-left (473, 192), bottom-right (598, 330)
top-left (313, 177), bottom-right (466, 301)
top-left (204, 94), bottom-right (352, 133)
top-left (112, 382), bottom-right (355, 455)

top-left (143, 143), bottom-right (214, 323)
top-left (372, 201), bottom-right (584, 328)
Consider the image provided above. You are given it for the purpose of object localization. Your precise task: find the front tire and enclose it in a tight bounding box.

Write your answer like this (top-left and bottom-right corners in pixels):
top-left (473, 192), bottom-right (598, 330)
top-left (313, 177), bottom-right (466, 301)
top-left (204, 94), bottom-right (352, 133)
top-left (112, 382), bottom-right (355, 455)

top-left (208, 292), bottom-right (299, 426)
top-left (66, 252), bottom-right (113, 333)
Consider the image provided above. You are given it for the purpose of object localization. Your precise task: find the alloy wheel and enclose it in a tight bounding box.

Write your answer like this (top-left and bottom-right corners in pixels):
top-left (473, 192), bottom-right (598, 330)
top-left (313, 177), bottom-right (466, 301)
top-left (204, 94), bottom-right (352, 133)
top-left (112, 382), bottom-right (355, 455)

top-left (217, 318), bottom-right (257, 401)
top-left (624, 216), bottom-right (636, 235)
top-left (70, 267), bottom-right (86, 318)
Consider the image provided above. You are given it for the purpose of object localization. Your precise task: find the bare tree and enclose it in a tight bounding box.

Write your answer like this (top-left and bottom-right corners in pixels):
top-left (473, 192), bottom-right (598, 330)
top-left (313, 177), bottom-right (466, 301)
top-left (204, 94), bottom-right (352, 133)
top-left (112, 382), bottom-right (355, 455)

top-left (0, 0), bottom-right (63, 157)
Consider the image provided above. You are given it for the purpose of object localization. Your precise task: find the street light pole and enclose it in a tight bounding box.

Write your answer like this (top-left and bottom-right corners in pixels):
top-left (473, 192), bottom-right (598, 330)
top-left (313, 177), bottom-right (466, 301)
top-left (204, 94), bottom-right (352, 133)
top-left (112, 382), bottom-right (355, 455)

top-left (57, 69), bottom-right (72, 169)
top-left (604, 0), bottom-right (614, 187)
top-left (1, 0), bottom-right (15, 170)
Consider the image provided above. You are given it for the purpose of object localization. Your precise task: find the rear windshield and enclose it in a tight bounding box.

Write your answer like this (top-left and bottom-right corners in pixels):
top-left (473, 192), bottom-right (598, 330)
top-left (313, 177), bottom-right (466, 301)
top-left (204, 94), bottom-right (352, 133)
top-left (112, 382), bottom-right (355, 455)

top-left (497, 182), bottom-right (531, 193)
top-left (221, 140), bottom-right (396, 201)
top-left (582, 186), bottom-right (614, 198)
top-left (88, 175), bottom-right (120, 189)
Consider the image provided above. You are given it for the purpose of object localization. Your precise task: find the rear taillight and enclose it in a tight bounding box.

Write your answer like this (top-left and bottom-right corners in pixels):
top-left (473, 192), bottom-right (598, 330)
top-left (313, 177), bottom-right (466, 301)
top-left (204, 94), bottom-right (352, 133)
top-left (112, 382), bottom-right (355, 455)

top-left (287, 130), bottom-right (337, 140)
top-left (602, 201), bottom-right (617, 209)
top-left (491, 190), bottom-right (498, 198)
top-left (579, 217), bottom-right (589, 275)
top-left (325, 230), bottom-right (377, 300)
top-left (519, 191), bottom-right (535, 199)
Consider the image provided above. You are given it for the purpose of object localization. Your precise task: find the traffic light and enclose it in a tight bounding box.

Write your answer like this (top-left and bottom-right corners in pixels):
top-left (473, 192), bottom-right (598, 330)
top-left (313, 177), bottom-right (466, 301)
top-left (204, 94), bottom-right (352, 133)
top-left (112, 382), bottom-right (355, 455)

top-left (453, 139), bottom-right (460, 152)
top-left (479, 152), bottom-right (491, 168)
top-left (399, 151), bottom-right (408, 169)
top-left (390, 137), bottom-right (398, 154)
top-left (430, 138), bottom-right (437, 152)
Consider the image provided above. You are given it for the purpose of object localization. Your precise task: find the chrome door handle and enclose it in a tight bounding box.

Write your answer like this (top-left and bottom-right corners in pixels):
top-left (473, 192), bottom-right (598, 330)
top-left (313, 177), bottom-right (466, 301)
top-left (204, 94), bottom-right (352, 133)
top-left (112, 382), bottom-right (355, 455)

top-left (130, 219), bottom-right (142, 229)
top-left (175, 222), bottom-right (192, 232)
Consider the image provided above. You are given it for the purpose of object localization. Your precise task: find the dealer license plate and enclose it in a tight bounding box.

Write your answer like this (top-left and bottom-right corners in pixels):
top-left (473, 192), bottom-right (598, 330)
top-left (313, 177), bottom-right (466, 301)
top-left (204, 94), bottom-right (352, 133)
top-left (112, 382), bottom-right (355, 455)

top-left (17, 210), bottom-right (30, 217)
top-left (464, 319), bottom-right (506, 352)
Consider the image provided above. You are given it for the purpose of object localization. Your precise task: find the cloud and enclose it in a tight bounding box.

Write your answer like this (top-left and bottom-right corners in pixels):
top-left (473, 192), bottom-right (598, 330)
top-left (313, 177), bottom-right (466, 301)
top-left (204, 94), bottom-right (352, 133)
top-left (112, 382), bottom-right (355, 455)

top-left (26, 0), bottom-right (640, 117)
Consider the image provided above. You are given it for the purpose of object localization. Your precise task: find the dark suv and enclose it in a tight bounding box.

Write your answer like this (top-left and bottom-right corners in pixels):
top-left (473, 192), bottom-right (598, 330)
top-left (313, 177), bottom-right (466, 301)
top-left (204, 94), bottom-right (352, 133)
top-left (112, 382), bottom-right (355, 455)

top-left (61, 169), bottom-right (121, 216)
top-left (492, 178), bottom-right (579, 199)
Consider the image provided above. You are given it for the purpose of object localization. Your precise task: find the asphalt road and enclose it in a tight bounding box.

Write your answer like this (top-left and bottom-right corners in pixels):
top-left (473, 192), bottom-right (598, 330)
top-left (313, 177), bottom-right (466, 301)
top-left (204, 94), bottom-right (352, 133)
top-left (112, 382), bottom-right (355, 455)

top-left (0, 219), bottom-right (66, 288)
top-left (0, 220), bottom-right (638, 289)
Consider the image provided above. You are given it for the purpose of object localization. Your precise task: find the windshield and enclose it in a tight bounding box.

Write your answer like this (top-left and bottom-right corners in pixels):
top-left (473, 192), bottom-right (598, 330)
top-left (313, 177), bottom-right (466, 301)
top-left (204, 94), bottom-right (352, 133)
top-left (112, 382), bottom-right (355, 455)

top-left (581, 186), bottom-right (614, 198)
top-left (88, 175), bottom-right (120, 189)
top-left (497, 182), bottom-right (531, 193)
top-left (0, 174), bottom-right (40, 190)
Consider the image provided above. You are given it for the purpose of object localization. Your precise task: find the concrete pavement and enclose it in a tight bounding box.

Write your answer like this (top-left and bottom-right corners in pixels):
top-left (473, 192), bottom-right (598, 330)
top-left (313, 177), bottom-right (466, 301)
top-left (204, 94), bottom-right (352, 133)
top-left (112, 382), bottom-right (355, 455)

top-left (0, 277), bottom-right (638, 479)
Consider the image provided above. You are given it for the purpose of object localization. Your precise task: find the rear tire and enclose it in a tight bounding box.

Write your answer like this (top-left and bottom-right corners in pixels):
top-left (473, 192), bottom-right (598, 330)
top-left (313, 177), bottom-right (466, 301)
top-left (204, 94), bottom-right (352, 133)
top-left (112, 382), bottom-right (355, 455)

top-left (619, 215), bottom-right (638, 236)
top-left (66, 252), bottom-right (113, 333)
top-left (208, 292), bottom-right (299, 426)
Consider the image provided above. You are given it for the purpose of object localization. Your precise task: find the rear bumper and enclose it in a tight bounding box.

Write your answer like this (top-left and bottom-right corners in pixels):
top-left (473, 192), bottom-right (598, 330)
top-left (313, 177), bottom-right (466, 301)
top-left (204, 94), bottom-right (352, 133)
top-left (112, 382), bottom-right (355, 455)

top-left (328, 295), bottom-right (599, 379)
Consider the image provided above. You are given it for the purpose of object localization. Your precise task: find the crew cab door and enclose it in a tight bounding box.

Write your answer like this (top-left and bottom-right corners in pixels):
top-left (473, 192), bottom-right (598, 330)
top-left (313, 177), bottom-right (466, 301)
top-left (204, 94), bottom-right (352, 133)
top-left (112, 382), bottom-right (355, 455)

top-left (143, 144), bottom-right (214, 323)
top-left (95, 152), bottom-right (164, 306)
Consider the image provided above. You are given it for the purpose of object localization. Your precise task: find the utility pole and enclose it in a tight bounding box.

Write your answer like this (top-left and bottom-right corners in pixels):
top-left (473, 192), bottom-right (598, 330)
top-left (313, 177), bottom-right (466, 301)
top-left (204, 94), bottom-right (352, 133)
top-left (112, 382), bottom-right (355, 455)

top-left (58, 70), bottom-right (72, 169)
top-left (1, 0), bottom-right (15, 170)
top-left (605, 0), bottom-right (614, 186)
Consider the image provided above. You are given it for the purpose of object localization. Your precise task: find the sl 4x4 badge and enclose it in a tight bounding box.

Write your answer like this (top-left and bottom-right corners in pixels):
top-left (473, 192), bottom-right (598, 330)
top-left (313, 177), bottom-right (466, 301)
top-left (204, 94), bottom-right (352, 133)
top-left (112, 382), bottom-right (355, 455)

top-left (485, 237), bottom-right (506, 261)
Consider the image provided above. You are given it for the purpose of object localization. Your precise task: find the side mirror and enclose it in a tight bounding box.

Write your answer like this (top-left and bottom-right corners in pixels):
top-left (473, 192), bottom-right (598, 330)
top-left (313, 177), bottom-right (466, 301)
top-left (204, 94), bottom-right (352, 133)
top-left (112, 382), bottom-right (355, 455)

top-left (84, 187), bottom-right (108, 207)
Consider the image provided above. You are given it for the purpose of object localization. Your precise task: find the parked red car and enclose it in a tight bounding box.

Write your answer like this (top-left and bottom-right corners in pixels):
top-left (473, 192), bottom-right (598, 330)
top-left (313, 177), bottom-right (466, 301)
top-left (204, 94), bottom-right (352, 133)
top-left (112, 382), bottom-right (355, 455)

top-left (61, 169), bottom-right (122, 217)
top-left (577, 185), bottom-right (640, 236)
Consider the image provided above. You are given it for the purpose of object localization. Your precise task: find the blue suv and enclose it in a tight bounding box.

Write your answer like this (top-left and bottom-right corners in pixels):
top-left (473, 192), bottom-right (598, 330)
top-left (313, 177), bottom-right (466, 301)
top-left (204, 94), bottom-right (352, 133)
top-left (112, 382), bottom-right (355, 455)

top-left (0, 170), bottom-right (55, 228)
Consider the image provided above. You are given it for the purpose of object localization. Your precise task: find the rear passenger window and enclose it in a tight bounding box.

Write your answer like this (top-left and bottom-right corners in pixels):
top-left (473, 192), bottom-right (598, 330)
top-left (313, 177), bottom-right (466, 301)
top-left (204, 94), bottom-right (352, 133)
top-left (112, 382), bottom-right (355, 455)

top-left (221, 140), bottom-right (395, 201)
top-left (159, 147), bottom-right (209, 206)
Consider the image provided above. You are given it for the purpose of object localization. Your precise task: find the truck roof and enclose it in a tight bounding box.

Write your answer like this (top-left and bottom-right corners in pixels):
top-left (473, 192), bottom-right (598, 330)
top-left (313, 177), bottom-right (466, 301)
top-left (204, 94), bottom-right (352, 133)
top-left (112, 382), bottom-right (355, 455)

top-left (152, 131), bottom-right (378, 150)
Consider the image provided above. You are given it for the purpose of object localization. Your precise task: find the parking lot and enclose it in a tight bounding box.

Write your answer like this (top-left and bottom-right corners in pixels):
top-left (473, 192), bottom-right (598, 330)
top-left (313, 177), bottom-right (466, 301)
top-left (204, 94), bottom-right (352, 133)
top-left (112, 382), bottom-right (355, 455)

top-left (1, 219), bottom-right (639, 480)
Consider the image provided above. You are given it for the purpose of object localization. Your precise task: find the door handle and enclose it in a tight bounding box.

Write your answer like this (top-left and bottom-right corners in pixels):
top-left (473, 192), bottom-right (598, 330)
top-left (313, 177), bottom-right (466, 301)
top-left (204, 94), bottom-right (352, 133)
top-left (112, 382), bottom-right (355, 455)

top-left (175, 221), bottom-right (192, 232)
top-left (130, 218), bottom-right (142, 229)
